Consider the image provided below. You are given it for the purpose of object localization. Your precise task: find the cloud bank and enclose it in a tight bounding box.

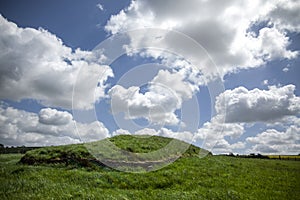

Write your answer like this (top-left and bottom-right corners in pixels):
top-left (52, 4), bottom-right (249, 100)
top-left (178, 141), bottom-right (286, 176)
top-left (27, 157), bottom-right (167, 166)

top-left (105, 0), bottom-right (299, 81)
top-left (0, 15), bottom-right (113, 110)
top-left (195, 85), bottom-right (300, 154)
top-left (216, 85), bottom-right (300, 123)
top-left (0, 106), bottom-right (109, 146)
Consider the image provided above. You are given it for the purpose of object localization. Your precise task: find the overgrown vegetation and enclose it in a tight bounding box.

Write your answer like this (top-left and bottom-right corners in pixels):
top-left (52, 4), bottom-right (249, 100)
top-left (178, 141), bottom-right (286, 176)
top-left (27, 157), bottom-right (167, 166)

top-left (1, 135), bottom-right (299, 199)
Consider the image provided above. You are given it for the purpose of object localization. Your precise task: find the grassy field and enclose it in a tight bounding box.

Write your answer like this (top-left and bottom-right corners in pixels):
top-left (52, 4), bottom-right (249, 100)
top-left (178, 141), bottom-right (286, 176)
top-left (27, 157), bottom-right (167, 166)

top-left (1, 135), bottom-right (299, 199)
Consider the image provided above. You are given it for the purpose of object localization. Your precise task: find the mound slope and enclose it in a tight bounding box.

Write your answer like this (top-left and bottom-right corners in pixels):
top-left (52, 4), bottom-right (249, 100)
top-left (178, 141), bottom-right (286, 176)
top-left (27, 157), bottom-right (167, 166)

top-left (20, 135), bottom-right (211, 171)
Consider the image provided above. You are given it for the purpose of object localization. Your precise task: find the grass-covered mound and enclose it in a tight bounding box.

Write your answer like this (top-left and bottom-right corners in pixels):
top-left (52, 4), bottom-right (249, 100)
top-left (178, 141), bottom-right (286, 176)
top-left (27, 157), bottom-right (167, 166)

top-left (20, 135), bottom-right (210, 171)
top-left (109, 135), bottom-right (201, 155)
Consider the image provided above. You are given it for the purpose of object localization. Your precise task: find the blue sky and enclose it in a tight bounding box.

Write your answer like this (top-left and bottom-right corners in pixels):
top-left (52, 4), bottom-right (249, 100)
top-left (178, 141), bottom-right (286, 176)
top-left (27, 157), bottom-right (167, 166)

top-left (0, 0), bottom-right (131, 49)
top-left (0, 0), bottom-right (299, 155)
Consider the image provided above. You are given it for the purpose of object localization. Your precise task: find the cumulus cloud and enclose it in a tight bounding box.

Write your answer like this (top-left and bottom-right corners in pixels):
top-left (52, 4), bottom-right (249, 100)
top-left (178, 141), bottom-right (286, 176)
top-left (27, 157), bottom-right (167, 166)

top-left (194, 116), bottom-right (245, 152)
top-left (76, 121), bottom-right (109, 142)
top-left (0, 15), bottom-right (113, 110)
top-left (0, 106), bottom-right (109, 146)
top-left (193, 84), bottom-right (300, 153)
top-left (212, 139), bottom-right (246, 155)
top-left (109, 69), bottom-right (193, 126)
top-left (38, 108), bottom-right (72, 125)
top-left (134, 128), bottom-right (160, 136)
top-left (266, 0), bottom-right (300, 32)
top-left (216, 84), bottom-right (300, 123)
top-left (112, 128), bottom-right (159, 137)
top-left (104, 0), bottom-right (299, 82)
top-left (247, 27), bottom-right (297, 61)
top-left (112, 129), bottom-right (131, 136)
top-left (109, 85), bottom-right (181, 125)
top-left (159, 128), bottom-right (194, 143)
top-left (150, 70), bottom-right (198, 101)
top-left (246, 126), bottom-right (300, 154)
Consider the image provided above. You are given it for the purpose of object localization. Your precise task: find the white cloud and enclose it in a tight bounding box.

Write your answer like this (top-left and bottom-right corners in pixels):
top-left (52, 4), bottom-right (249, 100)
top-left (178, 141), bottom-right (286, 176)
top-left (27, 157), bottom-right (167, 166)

top-left (250, 27), bottom-right (297, 60)
top-left (109, 85), bottom-right (180, 125)
top-left (112, 128), bottom-right (156, 136)
top-left (194, 84), bottom-right (300, 154)
top-left (266, 0), bottom-right (300, 32)
top-left (104, 0), bottom-right (299, 83)
top-left (282, 67), bottom-right (289, 72)
top-left (150, 70), bottom-right (198, 101)
top-left (262, 79), bottom-right (269, 85)
top-left (76, 121), bottom-right (109, 142)
top-left (216, 84), bottom-right (300, 123)
top-left (194, 116), bottom-right (245, 152)
top-left (112, 129), bottom-right (131, 136)
top-left (246, 125), bottom-right (300, 154)
top-left (112, 128), bottom-right (160, 137)
top-left (96, 3), bottom-right (104, 11)
top-left (134, 128), bottom-right (160, 136)
top-left (0, 15), bottom-right (113, 110)
top-left (38, 108), bottom-right (72, 125)
top-left (109, 67), bottom-right (201, 126)
top-left (160, 128), bottom-right (193, 143)
top-left (0, 106), bottom-right (109, 146)
top-left (212, 139), bottom-right (246, 155)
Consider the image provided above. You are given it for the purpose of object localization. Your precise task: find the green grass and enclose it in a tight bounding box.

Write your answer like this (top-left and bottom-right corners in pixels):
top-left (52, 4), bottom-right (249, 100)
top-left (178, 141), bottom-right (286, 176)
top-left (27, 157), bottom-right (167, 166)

top-left (1, 135), bottom-right (300, 199)
top-left (110, 135), bottom-right (173, 153)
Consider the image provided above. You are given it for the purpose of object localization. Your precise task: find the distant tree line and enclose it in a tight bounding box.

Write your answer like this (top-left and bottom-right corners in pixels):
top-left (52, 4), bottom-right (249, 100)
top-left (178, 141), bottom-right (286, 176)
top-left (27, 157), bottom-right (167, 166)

top-left (223, 152), bottom-right (300, 161)
top-left (226, 153), bottom-right (269, 159)
top-left (0, 144), bottom-right (41, 154)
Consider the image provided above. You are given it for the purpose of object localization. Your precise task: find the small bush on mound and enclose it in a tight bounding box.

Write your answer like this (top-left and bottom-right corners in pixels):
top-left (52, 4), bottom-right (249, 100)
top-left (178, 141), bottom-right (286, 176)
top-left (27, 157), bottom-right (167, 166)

top-left (19, 144), bottom-right (102, 168)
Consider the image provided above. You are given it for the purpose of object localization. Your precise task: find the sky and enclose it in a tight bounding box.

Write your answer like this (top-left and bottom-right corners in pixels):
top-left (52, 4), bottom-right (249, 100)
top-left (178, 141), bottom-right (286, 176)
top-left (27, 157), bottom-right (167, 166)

top-left (0, 0), bottom-right (299, 155)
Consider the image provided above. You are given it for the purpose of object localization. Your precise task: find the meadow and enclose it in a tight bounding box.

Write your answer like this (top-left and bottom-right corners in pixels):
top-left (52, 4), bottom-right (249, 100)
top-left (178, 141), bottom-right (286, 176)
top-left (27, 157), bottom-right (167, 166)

top-left (1, 135), bottom-right (299, 199)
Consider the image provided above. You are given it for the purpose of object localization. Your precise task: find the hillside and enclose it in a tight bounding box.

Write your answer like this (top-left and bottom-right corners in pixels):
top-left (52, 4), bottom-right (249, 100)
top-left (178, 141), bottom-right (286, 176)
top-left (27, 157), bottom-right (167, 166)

top-left (20, 135), bottom-right (210, 172)
top-left (1, 135), bottom-right (299, 199)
